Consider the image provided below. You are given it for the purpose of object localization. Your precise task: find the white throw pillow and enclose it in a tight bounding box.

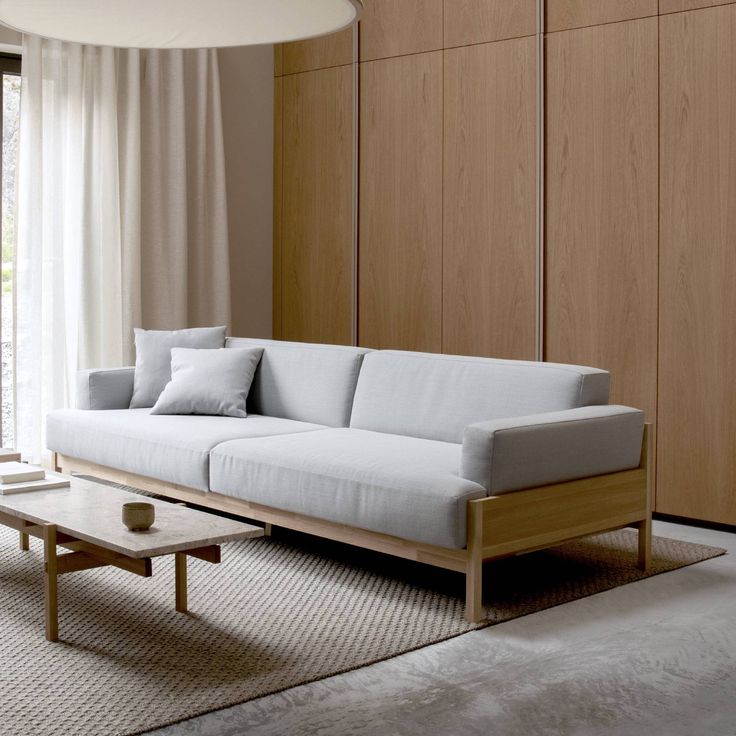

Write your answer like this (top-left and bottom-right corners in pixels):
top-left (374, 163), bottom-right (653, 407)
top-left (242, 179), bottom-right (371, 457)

top-left (130, 326), bottom-right (227, 408)
top-left (150, 347), bottom-right (263, 418)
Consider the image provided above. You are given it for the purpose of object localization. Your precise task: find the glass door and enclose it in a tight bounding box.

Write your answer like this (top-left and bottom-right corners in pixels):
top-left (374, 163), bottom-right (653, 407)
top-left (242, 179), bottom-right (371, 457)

top-left (0, 54), bottom-right (21, 449)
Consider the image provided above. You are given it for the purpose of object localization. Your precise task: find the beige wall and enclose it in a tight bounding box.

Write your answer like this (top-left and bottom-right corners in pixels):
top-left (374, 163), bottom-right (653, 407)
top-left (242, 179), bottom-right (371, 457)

top-left (0, 24), bottom-right (22, 47)
top-left (219, 44), bottom-right (274, 338)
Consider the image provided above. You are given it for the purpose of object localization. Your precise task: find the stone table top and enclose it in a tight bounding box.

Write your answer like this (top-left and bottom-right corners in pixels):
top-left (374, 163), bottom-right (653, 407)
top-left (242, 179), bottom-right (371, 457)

top-left (0, 475), bottom-right (263, 558)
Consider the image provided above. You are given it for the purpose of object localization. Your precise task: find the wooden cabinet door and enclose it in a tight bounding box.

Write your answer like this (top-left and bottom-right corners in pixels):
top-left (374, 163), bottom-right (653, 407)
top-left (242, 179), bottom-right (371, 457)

top-left (660, 0), bottom-right (736, 14)
top-left (280, 28), bottom-right (353, 75)
top-left (546, 0), bottom-right (657, 32)
top-left (280, 66), bottom-right (354, 344)
top-left (443, 37), bottom-right (537, 360)
top-left (359, 52), bottom-right (443, 351)
top-left (444, 0), bottom-right (536, 48)
top-left (545, 19), bottom-right (658, 421)
top-left (658, 5), bottom-right (736, 523)
top-left (359, 0), bottom-right (443, 61)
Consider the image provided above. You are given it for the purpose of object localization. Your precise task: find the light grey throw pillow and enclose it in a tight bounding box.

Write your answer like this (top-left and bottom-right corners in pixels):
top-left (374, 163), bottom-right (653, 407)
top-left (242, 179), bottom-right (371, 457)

top-left (130, 326), bottom-right (227, 408)
top-left (150, 347), bottom-right (263, 418)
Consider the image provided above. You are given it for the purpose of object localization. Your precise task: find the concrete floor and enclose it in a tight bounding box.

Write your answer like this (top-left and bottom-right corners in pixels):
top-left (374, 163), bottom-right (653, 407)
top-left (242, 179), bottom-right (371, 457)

top-left (148, 520), bottom-right (736, 736)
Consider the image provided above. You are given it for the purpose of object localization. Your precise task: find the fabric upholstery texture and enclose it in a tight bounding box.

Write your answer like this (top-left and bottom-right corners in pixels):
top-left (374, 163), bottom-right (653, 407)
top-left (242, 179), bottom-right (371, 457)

top-left (226, 337), bottom-right (371, 427)
top-left (76, 367), bottom-right (135, 410)
top-left (54, 339), bottom-right (647, 549)
top-left (151, 347), bottom-right (263, 418)
top-left (47, 409), bottom-right (326, 491)
top-left (349, 351), bottom-right (611, 443)
top-left (130, 326), bottom-right (227, 408)
top-left (461, 405), bottom-right (645, 493)
top-left (210, 428), bottom-right (486, 549)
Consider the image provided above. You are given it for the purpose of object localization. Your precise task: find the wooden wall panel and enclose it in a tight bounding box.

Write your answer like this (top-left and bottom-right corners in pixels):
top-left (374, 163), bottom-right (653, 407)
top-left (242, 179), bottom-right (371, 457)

top-left (546, 0), bottom-right (658, 32)
top-left (660, 0), bottom-right (736, 13)
top-left (273, 77), bottom-right (283, 339)
top-left (545, 19), bottom-right (658, 421)
top-left (281, 28), bottom-right (353, 75)
top-left (359, 53), bottom-right (443, 351)
top-left (281, 66), bottom-right (353, 344)
top-left (359, 0), bottom-right (443, 61)
top-left (443, 38), bottom-right (537, 360)
top-left (658, 5), bottom-right (736, 523)
top-left (444, 0), bottom-right (536, 48)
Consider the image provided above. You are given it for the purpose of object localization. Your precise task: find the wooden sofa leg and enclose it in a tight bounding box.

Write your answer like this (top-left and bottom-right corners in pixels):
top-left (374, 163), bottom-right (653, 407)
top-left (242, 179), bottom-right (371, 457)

top-left (465, 556), bottom-right (483, 623)
top-left (637, 517), bottom-right (652, 572)
top-left (263, 523), bottom-right (273, 537)
top-left (465, 500), bottom-right (484, 623)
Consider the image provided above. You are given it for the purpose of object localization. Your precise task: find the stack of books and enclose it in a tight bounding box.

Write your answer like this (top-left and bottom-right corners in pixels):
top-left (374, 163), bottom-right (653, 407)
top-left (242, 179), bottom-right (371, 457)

top-left (0, 460), bottom-right (70, 495)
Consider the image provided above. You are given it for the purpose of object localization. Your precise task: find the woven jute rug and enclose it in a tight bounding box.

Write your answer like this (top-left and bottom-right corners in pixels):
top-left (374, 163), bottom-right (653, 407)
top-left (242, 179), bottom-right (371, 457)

top-left (0, 493), bottom-right (725, 736)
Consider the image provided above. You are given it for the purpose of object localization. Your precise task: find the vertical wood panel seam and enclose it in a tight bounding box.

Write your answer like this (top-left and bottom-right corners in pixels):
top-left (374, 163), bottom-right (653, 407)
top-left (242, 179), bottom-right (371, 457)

top-left (278, 75), bottom-right (284, 339)
top-left (536, 0), bottom-right (546, 361)
top-left (441, 1), bottom-right (445, 353)
top-left (352, 21), bottom-right (360, 346)
top-left (654, 8), bottom-right (661, 508)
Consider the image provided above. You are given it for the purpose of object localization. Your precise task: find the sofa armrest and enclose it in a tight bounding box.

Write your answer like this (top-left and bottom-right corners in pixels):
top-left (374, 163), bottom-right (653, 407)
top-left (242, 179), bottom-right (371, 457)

top-left (461, 405), bottom-right (645, 494)
top-left (76, 367), bottom-right (135, 410)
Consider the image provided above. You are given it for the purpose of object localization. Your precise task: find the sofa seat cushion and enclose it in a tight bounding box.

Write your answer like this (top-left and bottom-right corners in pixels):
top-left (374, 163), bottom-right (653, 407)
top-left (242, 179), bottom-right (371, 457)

top-left (47, 409), bottom-right (327, 491)
top-left (210, 428), bottom-right (486, 549)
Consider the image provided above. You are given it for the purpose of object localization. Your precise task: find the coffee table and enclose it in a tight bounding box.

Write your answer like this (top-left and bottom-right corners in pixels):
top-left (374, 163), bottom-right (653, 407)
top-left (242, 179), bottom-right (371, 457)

top-left (0, 475), bottom-right (264, 641)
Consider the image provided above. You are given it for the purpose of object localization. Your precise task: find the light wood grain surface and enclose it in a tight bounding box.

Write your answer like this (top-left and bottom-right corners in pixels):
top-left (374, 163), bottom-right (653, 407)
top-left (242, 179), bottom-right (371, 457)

top-left (546, 0), bottom-right (658, 31)
top-left (272, 76), bottom-right (283, 339)
top-left (359, 0), bottom-right (443, 61)
top-left (282, 66), bottom-right (354, 345)
top-left (444, 0), bottom-right (536, 48)
top-left (658, 5), bottom-right (736, 524)
top-left (477, 468), bottom-right (648, 559)
top-left (359, 52), bottom-right (443, 351)
top-left (545, 18), bottom-right (659, 423)
top-left (281, 28), bottom-right (353, 75)
top-left (443, 37), bottom-right (537, 360)
top-left (659, 0), bottom-right (736, 14)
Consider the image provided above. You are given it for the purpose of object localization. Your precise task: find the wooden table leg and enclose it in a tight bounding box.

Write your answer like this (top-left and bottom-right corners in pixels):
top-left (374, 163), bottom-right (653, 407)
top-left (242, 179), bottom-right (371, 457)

top-left (175, 552), bottom-right (187, 613)
top-left (19, 531), bottom-right (29, 551)
top-left (43, 524), bottom-right (59, 642)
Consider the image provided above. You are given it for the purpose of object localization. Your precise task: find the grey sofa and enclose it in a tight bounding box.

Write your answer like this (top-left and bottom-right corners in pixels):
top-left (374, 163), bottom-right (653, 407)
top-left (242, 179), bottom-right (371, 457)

top-left (47, 337), bottom-right (651, 622)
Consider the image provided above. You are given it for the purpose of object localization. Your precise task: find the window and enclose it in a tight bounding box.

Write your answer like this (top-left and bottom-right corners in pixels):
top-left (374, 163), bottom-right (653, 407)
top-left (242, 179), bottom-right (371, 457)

top-left (0, 54), bottom-right (21, 449)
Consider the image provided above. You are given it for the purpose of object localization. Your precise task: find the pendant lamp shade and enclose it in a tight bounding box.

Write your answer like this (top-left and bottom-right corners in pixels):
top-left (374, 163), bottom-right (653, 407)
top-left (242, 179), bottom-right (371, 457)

top-left (0, 0), bottom-right (361, 49)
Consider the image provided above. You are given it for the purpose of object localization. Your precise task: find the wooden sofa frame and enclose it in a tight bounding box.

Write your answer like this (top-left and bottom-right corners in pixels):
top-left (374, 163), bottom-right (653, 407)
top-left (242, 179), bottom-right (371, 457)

top-left (54, 424), bottom-right (651, 623)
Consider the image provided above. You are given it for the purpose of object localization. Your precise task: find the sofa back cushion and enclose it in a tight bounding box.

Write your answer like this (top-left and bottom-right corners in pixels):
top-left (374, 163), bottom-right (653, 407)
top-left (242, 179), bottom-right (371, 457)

top-left (226, 338), bottom-right (371, 427)
top-left (349, 351), bottom-right (610, 443)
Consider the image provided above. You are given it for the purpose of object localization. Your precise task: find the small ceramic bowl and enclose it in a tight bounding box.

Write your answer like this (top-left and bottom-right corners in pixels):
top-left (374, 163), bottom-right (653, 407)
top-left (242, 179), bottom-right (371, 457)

top-left (122, 502), bottom-right (155, 532)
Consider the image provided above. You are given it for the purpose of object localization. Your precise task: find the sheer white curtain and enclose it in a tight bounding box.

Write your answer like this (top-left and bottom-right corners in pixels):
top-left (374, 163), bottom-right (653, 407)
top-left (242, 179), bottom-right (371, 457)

top-left (16, 35), bottom-right (231, 463)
